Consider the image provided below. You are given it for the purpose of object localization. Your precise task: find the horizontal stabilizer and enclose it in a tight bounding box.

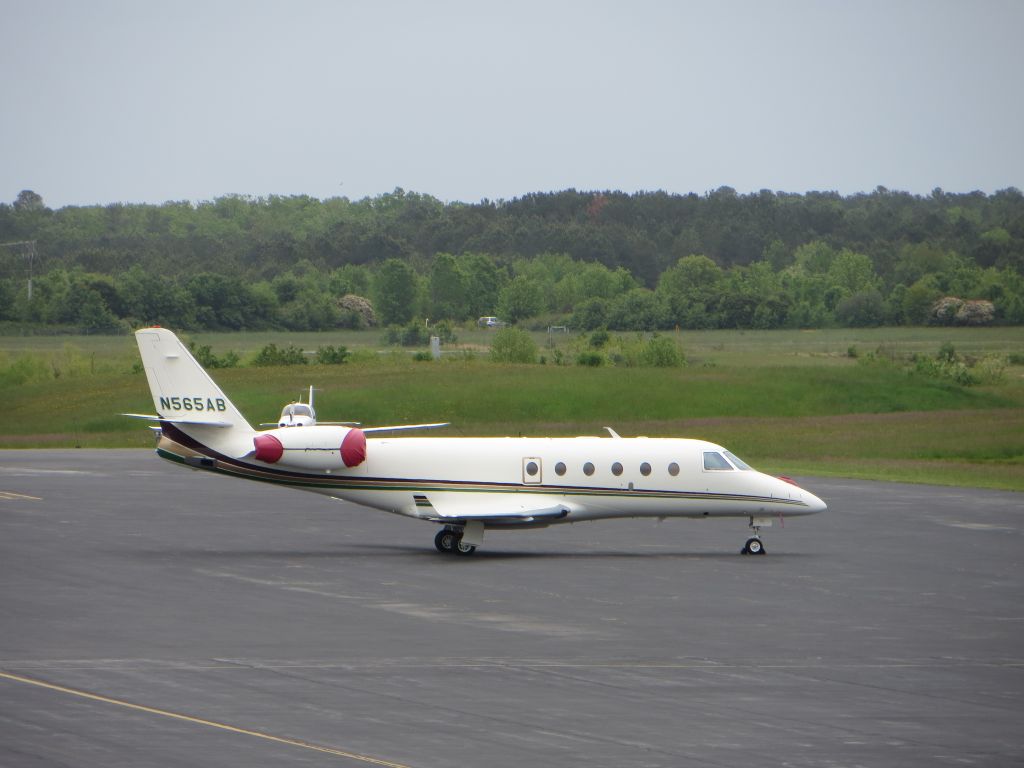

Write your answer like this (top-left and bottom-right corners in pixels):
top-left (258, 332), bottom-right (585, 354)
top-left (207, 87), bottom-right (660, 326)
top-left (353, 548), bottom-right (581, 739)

top-left (414, 492), bottom-right (574, 523)
top-left (121, 412), bottom-right (233, 428)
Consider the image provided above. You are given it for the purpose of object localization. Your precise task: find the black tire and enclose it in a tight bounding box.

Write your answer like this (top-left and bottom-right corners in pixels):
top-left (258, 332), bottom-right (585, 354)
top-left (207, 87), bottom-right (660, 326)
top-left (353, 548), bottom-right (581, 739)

top-left (434, 529), bottom-right (456, 553)
top-left (453, 535), bottom-right (476, 556)
top-left (745, 537), bottom-right (765, 555)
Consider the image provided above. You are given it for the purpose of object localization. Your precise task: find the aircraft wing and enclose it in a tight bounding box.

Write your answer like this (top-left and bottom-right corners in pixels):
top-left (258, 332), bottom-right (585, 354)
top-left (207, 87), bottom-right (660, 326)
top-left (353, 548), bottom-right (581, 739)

top-left (413, 492), bottom-right (575, 523)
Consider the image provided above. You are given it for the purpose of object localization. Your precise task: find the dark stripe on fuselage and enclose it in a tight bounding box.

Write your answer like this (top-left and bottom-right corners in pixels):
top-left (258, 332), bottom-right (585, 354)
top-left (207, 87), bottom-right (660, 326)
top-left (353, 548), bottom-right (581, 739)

top-left (156, 423), bottom-right (810, 509)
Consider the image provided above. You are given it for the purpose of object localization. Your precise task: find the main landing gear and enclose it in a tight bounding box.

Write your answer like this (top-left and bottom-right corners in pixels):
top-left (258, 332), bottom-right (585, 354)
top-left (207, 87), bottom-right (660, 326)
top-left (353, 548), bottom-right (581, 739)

top-left (741, 517), bottom-right (767, 556)
top-left (434, 527), bottom-right (476, 556)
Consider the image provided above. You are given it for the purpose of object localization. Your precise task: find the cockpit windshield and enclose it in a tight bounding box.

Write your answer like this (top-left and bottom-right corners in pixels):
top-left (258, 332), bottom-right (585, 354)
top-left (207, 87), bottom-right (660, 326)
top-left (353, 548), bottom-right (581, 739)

top-left (723, 451), bottom-right (753, 470)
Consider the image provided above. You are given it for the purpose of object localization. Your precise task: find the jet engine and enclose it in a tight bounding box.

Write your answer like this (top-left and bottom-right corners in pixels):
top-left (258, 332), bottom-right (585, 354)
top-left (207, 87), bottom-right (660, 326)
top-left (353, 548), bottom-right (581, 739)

top-left (252, 425), bottom-right (366, 470)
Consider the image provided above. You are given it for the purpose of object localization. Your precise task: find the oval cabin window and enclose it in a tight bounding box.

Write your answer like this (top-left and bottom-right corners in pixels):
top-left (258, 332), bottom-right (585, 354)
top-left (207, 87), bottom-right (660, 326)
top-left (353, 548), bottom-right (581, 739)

top-left (668, 462), bottom-right (680, 476)
top-left (611, 462), bottom-right (623, 476)
top-left (640, 462), bottom-right (652, 476)
top-left (583, 462), bottom-right (595, 476)
top-left (525, 461), bottom-right (539, 476)
top-left (555, 462), bottom-right (567, 476)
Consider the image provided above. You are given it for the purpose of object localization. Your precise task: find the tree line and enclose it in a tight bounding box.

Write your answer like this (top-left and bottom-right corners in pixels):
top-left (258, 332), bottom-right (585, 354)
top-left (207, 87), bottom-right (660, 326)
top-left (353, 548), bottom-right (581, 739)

top-left (1, 186), bottom-right (1022, 332)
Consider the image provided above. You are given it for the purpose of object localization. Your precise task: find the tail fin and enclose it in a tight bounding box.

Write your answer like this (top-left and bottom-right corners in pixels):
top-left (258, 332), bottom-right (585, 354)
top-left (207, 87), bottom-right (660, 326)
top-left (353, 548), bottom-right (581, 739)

top-left (135, 328), bottom-right (254, 436)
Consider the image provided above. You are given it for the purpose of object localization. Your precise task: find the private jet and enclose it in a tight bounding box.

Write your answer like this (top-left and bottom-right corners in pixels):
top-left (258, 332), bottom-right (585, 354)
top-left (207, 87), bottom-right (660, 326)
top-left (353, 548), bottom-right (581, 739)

top-left (128, 327), bottom-right (826, 555)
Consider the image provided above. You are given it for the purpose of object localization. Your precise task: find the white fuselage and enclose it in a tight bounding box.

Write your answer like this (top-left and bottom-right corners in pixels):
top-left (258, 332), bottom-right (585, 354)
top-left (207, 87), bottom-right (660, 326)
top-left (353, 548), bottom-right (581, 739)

top-left (192, 432), bottom-right (826, 524)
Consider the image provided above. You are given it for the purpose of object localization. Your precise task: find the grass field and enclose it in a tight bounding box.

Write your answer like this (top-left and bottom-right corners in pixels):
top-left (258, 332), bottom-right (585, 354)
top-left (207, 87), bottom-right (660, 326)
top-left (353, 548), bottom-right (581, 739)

top-left (2, 326), bottom-right (1022, 491)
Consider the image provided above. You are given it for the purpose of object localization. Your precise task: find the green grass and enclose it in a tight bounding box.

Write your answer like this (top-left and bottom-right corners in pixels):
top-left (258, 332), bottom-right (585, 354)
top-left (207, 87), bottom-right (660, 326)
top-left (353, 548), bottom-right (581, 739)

top-left (2, 327), bottom-right (1023, 491)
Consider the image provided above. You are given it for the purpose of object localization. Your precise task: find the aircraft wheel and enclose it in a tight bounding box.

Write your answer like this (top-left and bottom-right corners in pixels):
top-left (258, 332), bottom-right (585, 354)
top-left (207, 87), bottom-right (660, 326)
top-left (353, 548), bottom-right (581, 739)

top-left (435, 529), bottom-right (456, 553)
top-left (743, 537), bottom-right (765, 556)
top-left (453, 536), bottom-right (477, 557)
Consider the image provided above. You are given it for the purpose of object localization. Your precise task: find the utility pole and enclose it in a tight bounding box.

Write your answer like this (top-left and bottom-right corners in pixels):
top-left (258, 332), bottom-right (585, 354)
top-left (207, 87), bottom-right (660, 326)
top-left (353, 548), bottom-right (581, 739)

top-left (0, 240), bottom-right (37, 300)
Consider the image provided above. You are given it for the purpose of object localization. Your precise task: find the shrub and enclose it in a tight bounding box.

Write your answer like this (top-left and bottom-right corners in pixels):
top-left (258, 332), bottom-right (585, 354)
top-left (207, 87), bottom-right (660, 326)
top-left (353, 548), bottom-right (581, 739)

top-left (489, 327), bottom-right (538, 363)
top-left (930, 297), bottom-right (995, 326)
top-left (937, 341), bottom-right (957, 363)
top-left (640, 334), bottom-right (685, 367)
top-left (337, 294), bottom-right (377, 329)
top-left (956, 300), bottom-right (995, 326)
top-left (189, 342), bottom-right (239, 369)
top-left (972, 354), bottom-right (1008, 384)
top-left (252, 343), bottom-right (308, 366)
top-left (913, 355), bottom-right (968, 385)
top-left (315, 345), bottom-right (350, 365)
top-left (575, 351), bottom-right (604, 367)
top-left (0, 354), bottom-right (51, 386)
top-left (432, 320), bottom-right (457, 345)
top-left (383, 321), bottom-right (431, 347)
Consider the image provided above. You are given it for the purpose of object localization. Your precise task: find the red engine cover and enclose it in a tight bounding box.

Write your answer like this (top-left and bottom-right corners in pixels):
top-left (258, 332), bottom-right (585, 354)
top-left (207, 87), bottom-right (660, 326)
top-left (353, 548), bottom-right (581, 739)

top-left (253, 433), bottom-right (284, 463)
top-left (341, 428), bottom-right (367, 467)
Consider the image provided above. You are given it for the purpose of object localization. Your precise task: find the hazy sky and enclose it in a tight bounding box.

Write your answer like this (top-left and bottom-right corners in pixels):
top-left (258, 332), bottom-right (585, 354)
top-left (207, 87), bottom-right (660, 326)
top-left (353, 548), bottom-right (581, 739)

top-left (2, 0), bottom-right (1022, 209)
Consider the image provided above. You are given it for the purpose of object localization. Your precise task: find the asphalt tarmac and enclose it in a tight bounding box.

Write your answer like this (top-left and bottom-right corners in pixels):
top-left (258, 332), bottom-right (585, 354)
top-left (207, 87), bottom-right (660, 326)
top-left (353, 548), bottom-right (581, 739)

top-left (1, 449), bottom-right (1021, 767)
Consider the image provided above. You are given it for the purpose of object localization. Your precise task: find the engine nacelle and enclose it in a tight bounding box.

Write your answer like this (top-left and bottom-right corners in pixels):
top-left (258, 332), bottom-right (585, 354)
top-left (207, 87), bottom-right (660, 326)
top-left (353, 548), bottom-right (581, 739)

top-left (252, 425), bottom-right (366, 470)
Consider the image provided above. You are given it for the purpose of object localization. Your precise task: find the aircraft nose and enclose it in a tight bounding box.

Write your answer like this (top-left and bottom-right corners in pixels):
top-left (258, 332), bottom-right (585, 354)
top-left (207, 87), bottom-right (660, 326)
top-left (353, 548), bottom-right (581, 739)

top-left (804, 489), bottom-right (828, 514)
top-left (776, 475), bottom-right (827, 514)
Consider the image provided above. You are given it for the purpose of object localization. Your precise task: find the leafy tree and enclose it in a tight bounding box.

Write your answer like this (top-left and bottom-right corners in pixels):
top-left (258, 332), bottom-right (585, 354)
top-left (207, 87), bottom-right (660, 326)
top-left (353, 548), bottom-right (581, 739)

top-left (328, 264), bottom-right (372, 297)
top-left (902, 276), bottom-right (943, 325)
top-left (572, 297), bottom-right (609, 330)
top-left (497, 275), bottom-right (543, 324)
top-left (835, 290), bottom-right (886, 327)
top-left (280, 290), bottom-right (339, 330)
top-left (893, 243), bottom-right (954, 286)
top-left (458, 253), bottom-right (504, 318)
top-left (119, 266), bottom-right (197, 329)
top-left (607, 288), bottom-right (670, 331)
top-left (373, 258), bottom-right (418, 325)
top-left (428, 253), bottom-right (469, 320)
top-left (826, 250), bottom-right (880, 298)
top-left (792, 241), bottom-right (836, 275)
top-left (13, 189), bottom-right (45, 212)
top-left (718, 262), bottom-right (788, 328)
top-left (657, 254), bottom-right (723, 328)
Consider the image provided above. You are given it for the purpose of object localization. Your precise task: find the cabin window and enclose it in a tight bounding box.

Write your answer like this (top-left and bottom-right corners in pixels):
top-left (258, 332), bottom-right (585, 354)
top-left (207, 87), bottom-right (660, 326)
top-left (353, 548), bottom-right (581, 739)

top-left (640, 462), bottom-right (652, 476)
top-left (668, 462), bottom-right (680, 476)
top-left (525, 461), bottom-right (539, 476)
top-left (703, 451), bottom-right (734, 471)
top-left (724, 451), bottom-right (753, 470)
top-left (555, 462), bottom-right (567, 476)
top-left (583, 462), bottom-right (595, 476)
top-left (611, 462), bottom-right (623, 476)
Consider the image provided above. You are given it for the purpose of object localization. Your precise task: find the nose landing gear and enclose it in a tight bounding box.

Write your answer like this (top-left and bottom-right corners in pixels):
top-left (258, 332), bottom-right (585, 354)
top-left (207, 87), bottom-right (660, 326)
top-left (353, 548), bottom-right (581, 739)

top-left (742, 536), bottom-right (764, 555)
top-left (742, 517), bottom-right (768, 555)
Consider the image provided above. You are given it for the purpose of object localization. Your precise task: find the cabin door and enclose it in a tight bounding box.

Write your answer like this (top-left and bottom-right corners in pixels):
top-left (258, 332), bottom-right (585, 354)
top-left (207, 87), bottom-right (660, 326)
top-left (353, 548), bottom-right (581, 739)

top-left (522, 457), bottom-right (542, 484)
